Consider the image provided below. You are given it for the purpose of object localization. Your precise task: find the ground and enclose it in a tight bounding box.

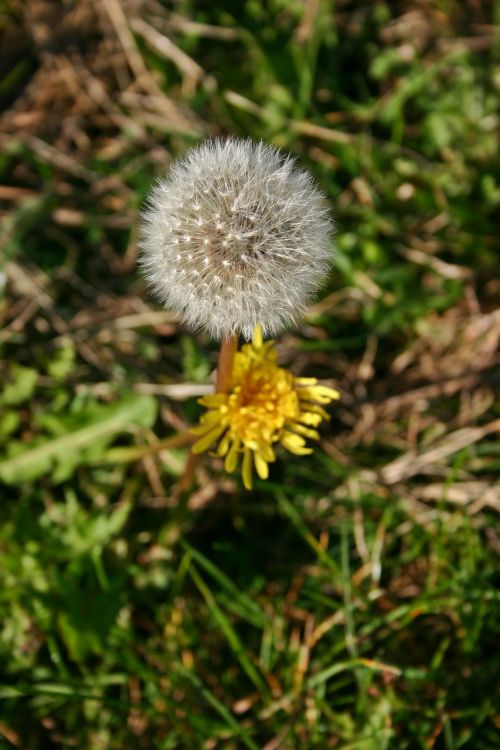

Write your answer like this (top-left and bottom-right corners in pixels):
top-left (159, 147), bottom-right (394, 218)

top-left (0, 1), bottom-right (499, 748)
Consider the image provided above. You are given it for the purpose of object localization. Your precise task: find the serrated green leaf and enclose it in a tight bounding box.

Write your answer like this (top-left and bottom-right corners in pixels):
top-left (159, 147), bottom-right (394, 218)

top-left (0, 394), bottom-right (157, 485)
top-left (1, 365), bottom-right (37, 406)
top-left (0, 409), bottom-right (20, 441)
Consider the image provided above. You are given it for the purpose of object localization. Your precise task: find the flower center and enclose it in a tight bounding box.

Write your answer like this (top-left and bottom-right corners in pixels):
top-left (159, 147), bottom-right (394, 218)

top-left (225, 362), bottom-right (300, 447)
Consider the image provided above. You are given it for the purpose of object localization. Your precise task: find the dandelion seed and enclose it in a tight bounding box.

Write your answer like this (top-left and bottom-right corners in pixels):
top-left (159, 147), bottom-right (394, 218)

top-left (191, 326), bottom-right (339, 490)
top-left (139, 138), bottom-right (334, 340)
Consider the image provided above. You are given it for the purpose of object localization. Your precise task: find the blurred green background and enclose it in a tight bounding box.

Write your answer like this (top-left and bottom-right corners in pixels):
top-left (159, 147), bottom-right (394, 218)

top-left (0, 0), bottom-right (499, 747)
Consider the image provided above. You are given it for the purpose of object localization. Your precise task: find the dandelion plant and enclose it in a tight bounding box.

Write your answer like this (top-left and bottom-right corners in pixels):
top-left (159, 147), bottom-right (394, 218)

top-left (139, 138), bottom-right (338, 489)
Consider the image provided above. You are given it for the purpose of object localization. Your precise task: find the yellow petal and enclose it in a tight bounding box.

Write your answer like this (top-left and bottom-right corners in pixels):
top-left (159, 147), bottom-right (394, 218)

top-left (198, 393), bottom-right (228, 408)
top-left (242, 447), bottom-right (253, 490)
top-left (259, 443), bottom-right (276, 463)
top-left (224, 437), bottom-right (240, 473)
top-left (261, 341), bottom-right (277, 361)
top-left (297, 411), bottom-right (323, 427)
top-left (252, 324), bottom-right (263, 349)
top-left (254, 450), bottom-right (269, 480)
top-left (280, 431), bottom-right (313, 456)
top-left (298, 385), bottom-right (340, 404)
top-left (217, 432), bottom-right (231, 457)
top-left (298, 403), bottom-right (330, 421)
top-left (192, 424), bottom-right (226, 454)
top-left (290, 423), bottom-right (320, 440)
top-left (294, 377), bottom-right (319, 385)
top-left (190, 413), bottom-right (224, 435)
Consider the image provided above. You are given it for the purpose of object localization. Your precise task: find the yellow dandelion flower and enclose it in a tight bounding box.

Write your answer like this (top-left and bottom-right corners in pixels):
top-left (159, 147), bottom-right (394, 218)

top-left (191, 326), bottom-right (339, 490)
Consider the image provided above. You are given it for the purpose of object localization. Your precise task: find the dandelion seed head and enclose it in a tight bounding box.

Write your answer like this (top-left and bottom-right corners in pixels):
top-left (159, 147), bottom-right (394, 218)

top-left (139, 138), bottom-right (334, 339)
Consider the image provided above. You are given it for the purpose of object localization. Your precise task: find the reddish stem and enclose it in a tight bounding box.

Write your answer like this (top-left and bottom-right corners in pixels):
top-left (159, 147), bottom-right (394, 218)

top-left (215, 334), bottom-right (239, 393)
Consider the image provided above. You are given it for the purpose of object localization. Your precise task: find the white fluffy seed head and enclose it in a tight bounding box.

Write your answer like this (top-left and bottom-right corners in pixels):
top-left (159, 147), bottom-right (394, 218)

top-left (138, 138), bottom-right (334, 340)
